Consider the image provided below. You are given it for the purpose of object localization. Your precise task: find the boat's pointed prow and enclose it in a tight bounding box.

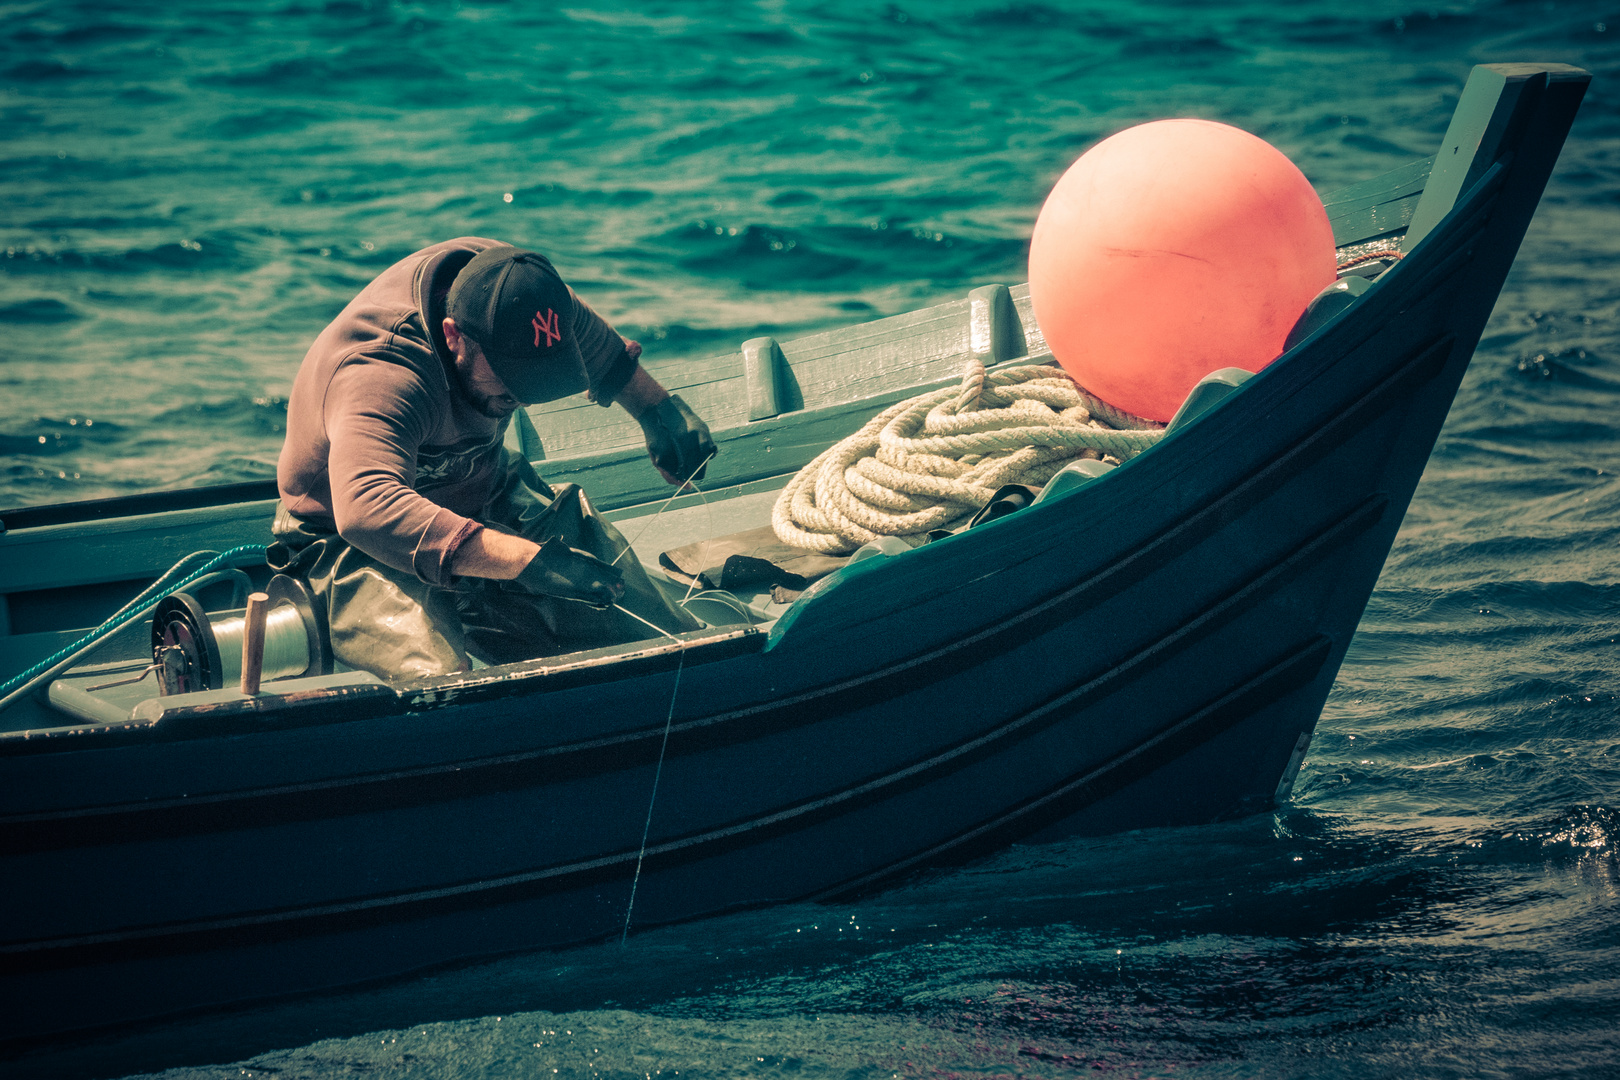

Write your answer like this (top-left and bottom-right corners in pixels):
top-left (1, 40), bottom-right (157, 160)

top-left (1405, 63), bottom-right (1590, 254)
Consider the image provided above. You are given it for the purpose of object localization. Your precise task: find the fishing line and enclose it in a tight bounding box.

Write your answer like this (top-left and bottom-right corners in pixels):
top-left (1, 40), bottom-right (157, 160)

top-left (610, 602), bottom-right (681, 641)
top-left (612, 450), bottom-right (718, 568)
top-left (592, 448), bottom-right (717, 942)
top-left (615, 602), bottom-right (686, 946)
top-left (680, 477), bottom-right (718, 605)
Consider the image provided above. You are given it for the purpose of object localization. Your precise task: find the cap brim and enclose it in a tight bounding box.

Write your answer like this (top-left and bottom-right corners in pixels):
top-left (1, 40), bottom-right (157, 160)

top-left (486, 338), bottom-right (591, 405)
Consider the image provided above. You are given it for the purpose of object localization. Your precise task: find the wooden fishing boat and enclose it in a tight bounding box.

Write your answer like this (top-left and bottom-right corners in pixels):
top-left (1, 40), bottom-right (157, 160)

top-left (0, 63), bottom-right (1588, 1045)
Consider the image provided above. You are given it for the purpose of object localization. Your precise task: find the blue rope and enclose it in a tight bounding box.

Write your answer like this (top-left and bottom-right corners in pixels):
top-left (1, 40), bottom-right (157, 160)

top-left (0, 544), bottom-right (266, 706)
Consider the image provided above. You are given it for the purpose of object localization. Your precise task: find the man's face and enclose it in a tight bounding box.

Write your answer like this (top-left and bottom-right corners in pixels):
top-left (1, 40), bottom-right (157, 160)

top-left (445, 320), bottom-right (522, 418)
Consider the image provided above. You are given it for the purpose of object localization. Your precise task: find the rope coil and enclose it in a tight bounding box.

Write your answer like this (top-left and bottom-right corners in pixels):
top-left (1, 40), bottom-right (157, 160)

top-left (772, 359), bottom-right (1163, 554)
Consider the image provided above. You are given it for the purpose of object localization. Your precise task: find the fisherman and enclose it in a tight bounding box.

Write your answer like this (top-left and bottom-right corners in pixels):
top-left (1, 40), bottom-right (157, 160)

top-left (271, 237), bottom-right (714, 679)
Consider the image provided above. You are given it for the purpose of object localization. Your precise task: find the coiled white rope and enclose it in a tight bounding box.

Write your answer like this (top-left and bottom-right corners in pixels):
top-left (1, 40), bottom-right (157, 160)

top-left (772, 359), bottom-right (1164, 554)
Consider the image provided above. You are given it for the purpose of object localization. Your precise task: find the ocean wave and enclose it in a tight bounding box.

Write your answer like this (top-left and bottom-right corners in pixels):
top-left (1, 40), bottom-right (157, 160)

top-left (656, 219), bottom-right (1023, 288)
top-left (1448, 806), bottom-right (1620, 867)
top-left (0, 416), bottom-right (123, 458)
top-left (1450, 418), bottom-right (1620, 446)
top-left (507, 182), bottom-right (656, 207)
top-left (2, 59), bottom-right (88, 81)
top-left (1365, 580), bottom-right (1620, 626)
top-left (22, 214), bottom-right (172, 231)
top-left (1378, 9), bottom-right (1486, 40)
top-left (462, 102), bottom-right (606, 144)
top-left (1385, 527), bottom-right (1620, 581)
top-left (115, 85), bottom-right (177, 105)
top-left (1280, 15), bottom-right (1388, 47)
top-left (181, 456), bottom-right (280, 486)
top-left (0, 298), bottom-right (79, 324)
top-left (199, 107), bottom-right (328, 139)
top-left (670, 222), bottom-right (863, 283)
top-left (1, 234), bottom-right (254, 275)
top-left (0, 464), bottom-right (106, 503)
top-left (152, 395), bottom-right (288, 437)
top-left (11, 20), bottom-right (150, 46)
top-left (966, 3), bottom-right (1073, 29)
top-left (1511, 348), bottom-right (1620, 388)
top-left (205, 49), bottom-right (461, 106)
top-left (1120, 34), bottom-right (1244, 61)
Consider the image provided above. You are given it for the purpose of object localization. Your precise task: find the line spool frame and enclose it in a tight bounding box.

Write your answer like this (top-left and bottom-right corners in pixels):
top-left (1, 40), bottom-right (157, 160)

top-left (151, 574), bottom-right (332, 695)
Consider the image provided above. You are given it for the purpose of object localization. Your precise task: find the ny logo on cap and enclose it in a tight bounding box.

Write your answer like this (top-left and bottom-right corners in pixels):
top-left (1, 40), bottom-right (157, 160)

top-left (532, 309), bottom-right (561, 349)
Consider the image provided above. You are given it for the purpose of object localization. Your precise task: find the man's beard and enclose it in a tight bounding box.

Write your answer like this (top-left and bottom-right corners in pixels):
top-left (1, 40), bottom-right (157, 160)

top-left (453, 364), bottom-right (520, 418)
top-left (465, 387), bottom-right (520, 419)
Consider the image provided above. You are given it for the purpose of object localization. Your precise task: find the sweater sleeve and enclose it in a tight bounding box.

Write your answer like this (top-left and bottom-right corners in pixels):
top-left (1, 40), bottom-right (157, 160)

top-left (568, 287), bottom-right (641, 406)
top-left (322, 353), bottom-right (478, 585)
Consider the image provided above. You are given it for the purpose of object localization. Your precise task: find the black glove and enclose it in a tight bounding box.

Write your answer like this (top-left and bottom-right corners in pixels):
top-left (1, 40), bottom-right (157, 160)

top-left (508, 538), bottom-right (625, 609)
top-left (639, 394), bottom-right (716, 484)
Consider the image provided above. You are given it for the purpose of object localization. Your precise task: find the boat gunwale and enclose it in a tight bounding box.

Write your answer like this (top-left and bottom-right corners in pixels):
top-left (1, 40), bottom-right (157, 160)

top-left (0, 624), bottom-right (765, 756)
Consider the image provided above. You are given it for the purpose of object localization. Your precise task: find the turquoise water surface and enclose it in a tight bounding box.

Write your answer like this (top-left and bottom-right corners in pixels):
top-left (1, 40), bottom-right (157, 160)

top-left (4, 1), bottom-right (1620, 1077)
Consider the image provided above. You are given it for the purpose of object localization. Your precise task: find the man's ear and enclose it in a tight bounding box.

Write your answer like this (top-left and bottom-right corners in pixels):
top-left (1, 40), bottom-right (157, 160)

top-left (443, 317), bottom-right (464, 356)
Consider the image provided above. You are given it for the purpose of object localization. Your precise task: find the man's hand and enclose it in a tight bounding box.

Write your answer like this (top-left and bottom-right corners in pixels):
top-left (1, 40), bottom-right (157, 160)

top-left (507, 538), bottom-right (625, 609)
top-left (638, 394), bottom-right (716, 485)
top-left (614, 364), bottom-right (717, 486)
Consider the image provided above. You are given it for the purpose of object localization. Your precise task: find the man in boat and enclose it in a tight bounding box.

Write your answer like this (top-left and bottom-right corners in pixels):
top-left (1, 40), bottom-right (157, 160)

top-left (271, 238), bottom-right (713, 679)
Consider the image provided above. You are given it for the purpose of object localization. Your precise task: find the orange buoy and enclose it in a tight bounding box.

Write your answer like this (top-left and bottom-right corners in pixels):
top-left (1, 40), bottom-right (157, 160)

top-left (1028, 119), bottom-right (1337, 422)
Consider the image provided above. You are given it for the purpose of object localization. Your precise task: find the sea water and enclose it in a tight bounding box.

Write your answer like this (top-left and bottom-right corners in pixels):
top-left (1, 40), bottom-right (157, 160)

top-left (3, 1), bottom-right (1619, 1077)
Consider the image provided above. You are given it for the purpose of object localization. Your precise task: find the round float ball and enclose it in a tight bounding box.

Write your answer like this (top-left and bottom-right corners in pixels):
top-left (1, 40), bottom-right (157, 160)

top-left (1028, 119), bottom-right (1338, 422)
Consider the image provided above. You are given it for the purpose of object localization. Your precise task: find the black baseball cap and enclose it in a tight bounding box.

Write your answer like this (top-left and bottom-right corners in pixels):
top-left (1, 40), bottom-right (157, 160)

top-left (446, 245), bottom-right (589, 405)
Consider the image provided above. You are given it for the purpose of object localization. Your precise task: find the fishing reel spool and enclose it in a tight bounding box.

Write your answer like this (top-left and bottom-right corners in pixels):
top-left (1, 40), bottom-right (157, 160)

top-left (151, 574), bottom-right (332, 695)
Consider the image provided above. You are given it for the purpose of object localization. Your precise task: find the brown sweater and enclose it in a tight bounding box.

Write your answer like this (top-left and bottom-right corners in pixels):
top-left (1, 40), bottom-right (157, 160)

top-left (277, 237), bottom-right (636, 585)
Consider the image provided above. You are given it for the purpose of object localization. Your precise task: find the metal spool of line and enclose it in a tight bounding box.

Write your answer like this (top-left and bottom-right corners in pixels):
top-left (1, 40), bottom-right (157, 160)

top-left (151, 574), bottom-right (332, 695)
